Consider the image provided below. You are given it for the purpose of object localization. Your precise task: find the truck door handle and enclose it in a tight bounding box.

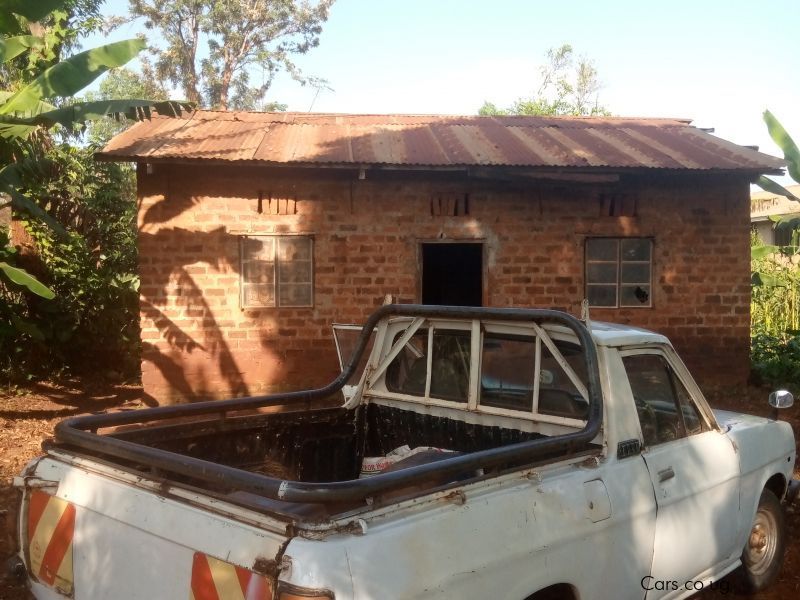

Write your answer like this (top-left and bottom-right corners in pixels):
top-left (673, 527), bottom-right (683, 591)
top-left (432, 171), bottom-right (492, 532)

top-left (658, 467), bottom-right (675, 482)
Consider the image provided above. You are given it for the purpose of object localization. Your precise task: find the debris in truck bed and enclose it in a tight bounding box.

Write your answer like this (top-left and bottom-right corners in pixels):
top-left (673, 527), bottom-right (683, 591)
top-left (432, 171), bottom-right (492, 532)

top-left (359, 445), bottom-right (455, 478)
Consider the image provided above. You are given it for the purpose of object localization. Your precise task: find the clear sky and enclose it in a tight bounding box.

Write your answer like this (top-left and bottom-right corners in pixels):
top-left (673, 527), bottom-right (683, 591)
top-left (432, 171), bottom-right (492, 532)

top-left (95, 0), bottom-right (800, 179)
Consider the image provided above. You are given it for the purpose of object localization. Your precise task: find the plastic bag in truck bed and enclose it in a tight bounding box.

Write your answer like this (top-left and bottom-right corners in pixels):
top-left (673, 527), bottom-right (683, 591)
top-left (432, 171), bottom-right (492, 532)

top-left (359, 445), bottom-right (456, 478)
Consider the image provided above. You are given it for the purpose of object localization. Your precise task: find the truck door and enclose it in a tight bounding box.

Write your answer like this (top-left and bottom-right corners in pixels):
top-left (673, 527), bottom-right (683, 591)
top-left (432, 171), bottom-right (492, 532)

top-left (620, 350), bottom-right (740, 597)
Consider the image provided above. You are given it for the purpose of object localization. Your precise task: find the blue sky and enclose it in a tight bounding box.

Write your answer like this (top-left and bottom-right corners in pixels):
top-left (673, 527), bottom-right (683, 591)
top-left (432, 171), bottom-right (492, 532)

top-left (94, 0), bottom-right (800, 176)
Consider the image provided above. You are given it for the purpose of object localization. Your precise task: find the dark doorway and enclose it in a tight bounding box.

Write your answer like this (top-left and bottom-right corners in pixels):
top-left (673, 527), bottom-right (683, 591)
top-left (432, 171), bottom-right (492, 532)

top-left (421, 243), bottom-right (483, 306)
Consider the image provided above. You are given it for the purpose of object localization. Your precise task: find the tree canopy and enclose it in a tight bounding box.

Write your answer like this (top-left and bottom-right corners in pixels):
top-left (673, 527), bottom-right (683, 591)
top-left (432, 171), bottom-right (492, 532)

top-left (129, 0), bottom-right (334, 110)
top-left (0, 0), bottom-right (190, 254)
top-left (479, 44), bottom-right (608, 117)
top-left (84, 64), bottom-right (169, 145)
top-left (0, 0), bottom-right (190, 377)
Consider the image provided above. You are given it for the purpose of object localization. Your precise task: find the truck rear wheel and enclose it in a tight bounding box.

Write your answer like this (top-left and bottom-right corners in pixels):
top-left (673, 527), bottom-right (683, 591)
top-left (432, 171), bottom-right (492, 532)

top-left (738, 489), bottom-right (786, 593)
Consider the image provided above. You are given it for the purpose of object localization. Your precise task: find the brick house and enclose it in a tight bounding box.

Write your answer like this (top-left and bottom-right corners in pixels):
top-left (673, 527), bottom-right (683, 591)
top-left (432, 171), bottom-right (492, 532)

top-left (98, 112), bottom-right (784, 404)
top-left (751, 184), bottom-right (800, 246)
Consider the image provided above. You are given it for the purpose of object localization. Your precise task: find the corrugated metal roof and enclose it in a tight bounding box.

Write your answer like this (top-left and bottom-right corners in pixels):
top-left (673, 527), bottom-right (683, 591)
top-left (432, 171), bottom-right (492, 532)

top-left (97, 111), bottom-right (785, 173)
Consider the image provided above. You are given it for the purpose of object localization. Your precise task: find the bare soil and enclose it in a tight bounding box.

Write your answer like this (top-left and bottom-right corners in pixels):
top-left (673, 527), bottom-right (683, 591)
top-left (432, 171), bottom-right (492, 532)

top-left (0, 381), bottom-right (144, 600)
top-left (0, 382), bottom-right (799, 599)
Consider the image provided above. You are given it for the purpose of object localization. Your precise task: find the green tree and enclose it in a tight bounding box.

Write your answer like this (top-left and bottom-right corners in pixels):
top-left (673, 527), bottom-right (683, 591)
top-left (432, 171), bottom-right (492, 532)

top-left (750, 111), bottom-right (800, 389)
top-left (0, 0), bottom-right (190, 380)
top-left (84, 64), bottom-right (169, 145)
top-left (479, 44), bottom-right (609, 117)
top-left (0, 0), bottom-right (191, 225)
top-left (129, 0), bottom-right (334, 110)
top-left (15, 144), bottom-right (143, 379)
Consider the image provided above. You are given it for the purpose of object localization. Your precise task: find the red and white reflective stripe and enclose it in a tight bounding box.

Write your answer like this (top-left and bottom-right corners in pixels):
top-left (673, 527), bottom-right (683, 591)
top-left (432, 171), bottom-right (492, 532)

top-left (27, 490), bottom-right (75, 594)
top-left (190, 552), bottom-right (272, 600)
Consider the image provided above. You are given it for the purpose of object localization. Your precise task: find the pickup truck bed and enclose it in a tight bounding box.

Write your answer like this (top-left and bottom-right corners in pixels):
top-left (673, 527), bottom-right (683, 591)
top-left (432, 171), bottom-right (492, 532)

top-left (92, 401), bottom-right (594, 520)
top-left (51, 305), bottom-right (602, 507)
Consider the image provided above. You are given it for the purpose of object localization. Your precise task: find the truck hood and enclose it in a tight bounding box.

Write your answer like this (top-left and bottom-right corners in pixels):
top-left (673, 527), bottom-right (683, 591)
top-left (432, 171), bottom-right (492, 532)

top-left (713, 409), bottom-right (795, 478)
top-left (713, 409), bottom-right (774, 431)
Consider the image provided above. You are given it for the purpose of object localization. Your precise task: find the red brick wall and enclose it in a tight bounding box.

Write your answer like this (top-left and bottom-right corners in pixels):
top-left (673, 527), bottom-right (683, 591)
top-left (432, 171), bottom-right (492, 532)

top-left (136, 163), bottom-right (751, 403)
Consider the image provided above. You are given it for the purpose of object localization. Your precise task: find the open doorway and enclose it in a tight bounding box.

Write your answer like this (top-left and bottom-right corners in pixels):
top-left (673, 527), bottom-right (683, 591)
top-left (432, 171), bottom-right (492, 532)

top-left (421, 242), bottom-right (483, 306)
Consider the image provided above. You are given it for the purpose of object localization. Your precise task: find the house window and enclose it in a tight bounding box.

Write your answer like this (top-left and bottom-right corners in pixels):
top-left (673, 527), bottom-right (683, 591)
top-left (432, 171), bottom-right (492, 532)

top-left (240, 235), bottom-right (313, 308)
top-left (586, 238), bottom-right (652, 308)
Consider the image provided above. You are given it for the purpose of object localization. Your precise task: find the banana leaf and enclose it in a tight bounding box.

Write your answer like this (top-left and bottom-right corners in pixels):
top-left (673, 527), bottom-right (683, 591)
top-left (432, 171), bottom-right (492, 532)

top-left (0, 39), bottom-right (146, 116)
top-left (5, 187), bottom-right (66, 236)
top-left (0, 261), bottom-right (55, 299)
top-left (764, 110), bottom-right (800, 184)
top-left (751, 245), bottom-right (780, 259)
top-left (3, 99), bottom-right (194, 129)
top-left (0, 34), bottom-right (43, 63)
top-left (751, 272), bottom-right (784, 288)
top-left (0, 99), bottom-right (193, 139)
top-left (757, 175), bottom-right (800, 203)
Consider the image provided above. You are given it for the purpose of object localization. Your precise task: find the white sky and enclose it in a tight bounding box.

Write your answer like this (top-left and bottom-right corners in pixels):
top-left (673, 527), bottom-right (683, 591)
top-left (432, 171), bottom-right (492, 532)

top-left (93, 0), bottom-right (800, 182)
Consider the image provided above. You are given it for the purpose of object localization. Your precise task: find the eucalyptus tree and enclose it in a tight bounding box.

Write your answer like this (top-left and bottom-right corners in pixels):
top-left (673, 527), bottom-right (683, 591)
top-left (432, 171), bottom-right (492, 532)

top-left (479, 44), bottom-right (608, 117)
top-left (129, 0), bottom-right (334, 110)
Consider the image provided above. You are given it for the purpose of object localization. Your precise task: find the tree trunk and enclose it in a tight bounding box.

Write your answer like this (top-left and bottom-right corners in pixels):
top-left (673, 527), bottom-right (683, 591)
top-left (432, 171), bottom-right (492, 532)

top-left (217, 68), bottom-right (233, 110)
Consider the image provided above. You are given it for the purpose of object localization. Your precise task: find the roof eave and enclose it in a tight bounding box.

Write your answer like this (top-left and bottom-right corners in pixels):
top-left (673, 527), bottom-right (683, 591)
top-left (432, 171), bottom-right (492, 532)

top-left (91, 152), bottom-right (786, 178)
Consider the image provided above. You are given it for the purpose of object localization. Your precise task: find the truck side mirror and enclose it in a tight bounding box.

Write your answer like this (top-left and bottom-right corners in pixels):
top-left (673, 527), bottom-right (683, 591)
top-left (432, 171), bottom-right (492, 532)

top-left (769, 390), bottom-right (794, 409)
top-left (768, 390), bottom-right (794, 421)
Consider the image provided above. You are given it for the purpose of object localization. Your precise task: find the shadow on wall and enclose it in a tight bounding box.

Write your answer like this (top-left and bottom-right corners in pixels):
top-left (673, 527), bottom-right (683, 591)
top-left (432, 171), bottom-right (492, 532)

top-left (133, 123), bottom-right (458, 403)
top-left (139, 225), bottom-right (253, 403)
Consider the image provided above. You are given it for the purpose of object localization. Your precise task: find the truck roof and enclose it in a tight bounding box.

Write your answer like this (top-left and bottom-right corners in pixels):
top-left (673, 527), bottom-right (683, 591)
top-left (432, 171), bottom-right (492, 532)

top-left (384, 313), bottom-right (669, 348)
top-left (589, 321), bottom-right (669, 347)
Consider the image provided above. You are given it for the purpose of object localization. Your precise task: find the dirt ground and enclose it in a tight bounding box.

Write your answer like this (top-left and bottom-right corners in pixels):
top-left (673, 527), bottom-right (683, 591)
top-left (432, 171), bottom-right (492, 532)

top-left (1, 382), bottom-right (799, 599)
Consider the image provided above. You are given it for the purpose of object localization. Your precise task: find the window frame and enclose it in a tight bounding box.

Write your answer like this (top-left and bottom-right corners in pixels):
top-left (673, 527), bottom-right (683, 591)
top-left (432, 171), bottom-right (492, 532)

top-left (585, 237), bottom-right (653, 308)
top-left (239, 234), bottom-right (314, 309)
top-left (619, 347), bottom-right (714, 448)
top-left (371, 319), bottom-right (590, 428)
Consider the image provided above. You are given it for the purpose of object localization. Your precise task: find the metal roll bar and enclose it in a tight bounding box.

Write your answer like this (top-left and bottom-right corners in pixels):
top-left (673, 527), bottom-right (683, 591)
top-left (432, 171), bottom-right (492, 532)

top-left (55, 304), bottom-right (602, 504)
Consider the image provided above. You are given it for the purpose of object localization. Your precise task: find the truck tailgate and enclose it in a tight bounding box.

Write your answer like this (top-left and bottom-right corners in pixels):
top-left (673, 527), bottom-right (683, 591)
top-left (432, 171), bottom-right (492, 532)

top-left (17, 453), bottom-right (289, 600)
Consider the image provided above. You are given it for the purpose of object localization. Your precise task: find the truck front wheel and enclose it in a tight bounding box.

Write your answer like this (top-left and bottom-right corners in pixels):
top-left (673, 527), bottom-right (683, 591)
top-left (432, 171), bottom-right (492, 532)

top-left (738, 489), bottom-right (786, 593)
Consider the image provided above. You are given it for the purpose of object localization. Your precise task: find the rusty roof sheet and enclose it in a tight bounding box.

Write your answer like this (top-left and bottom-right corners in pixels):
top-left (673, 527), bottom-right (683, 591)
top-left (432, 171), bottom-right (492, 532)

top-left (97, 111), bottom-right (785, 174)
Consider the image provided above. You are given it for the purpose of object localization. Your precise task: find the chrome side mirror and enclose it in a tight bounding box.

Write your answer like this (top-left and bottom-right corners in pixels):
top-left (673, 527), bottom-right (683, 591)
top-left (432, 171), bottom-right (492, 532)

top-left (769, 390), bottom-right (794, 420)
top-left (769, 390), bottom-right (794, 409)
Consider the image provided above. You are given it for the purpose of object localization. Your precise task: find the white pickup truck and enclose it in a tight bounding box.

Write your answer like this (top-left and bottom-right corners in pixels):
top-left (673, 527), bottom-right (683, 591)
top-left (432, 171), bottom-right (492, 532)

top-left (6, 305), bottom-right (797, 600)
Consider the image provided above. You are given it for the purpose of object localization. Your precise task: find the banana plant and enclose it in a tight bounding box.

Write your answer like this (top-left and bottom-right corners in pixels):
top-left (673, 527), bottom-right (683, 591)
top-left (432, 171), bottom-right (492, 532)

top-left (753, 111), bottom-right (800, 271)
top-left (0, 0), bottom-right (192, 331)
top-left (0, 1), bottom-right (192, 217)
top-left (752, 113), bottom-right (800, 337)
top-left (757, 110), bottom-right (800, 202)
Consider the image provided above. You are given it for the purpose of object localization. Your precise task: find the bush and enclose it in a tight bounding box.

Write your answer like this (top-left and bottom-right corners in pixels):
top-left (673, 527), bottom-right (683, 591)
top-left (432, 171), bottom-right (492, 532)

top-left (751, 230), bottom-right (800, 391)
top-left (751, 332), bottom-right (800, 393)
top-left (2, 144), bottom-right (140, 382)
top-left (0, 225), bottom-right (48, 380)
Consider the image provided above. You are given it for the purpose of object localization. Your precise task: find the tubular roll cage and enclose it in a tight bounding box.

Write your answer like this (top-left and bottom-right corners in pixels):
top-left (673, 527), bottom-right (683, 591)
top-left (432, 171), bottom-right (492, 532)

top-left (55, 305), bottom-right (603, 504)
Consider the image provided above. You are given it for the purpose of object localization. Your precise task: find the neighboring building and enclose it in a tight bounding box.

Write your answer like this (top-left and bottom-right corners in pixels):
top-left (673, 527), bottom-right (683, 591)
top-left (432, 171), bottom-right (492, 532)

top-left (98, 112), bottom-right (784, 403)
top-left (751, 184), bottom-right (800, 246)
